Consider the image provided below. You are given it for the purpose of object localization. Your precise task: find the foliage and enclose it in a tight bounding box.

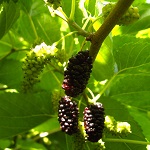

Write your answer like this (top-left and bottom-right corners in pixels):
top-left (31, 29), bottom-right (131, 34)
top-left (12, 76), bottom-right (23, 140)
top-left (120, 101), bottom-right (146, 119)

top-left (0, 0), bottom-right (150, 149)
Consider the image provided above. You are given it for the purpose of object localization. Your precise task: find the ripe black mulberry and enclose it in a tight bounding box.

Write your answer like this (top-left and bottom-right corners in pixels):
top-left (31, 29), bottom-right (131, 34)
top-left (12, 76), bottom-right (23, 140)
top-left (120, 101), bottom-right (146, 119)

top-left (62, 50), bottom-right (93, 97)
top-left (58, 96), bottom-right (79, 135)
top-left (83, 103), bottom-right (105, 142)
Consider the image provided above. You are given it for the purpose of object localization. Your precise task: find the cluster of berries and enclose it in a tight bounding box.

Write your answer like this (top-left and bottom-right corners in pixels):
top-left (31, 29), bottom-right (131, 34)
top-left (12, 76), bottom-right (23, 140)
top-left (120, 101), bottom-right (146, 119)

top-left (22, 42), bottom-right (56, 92)
top-left (58, 50), bottom-right (105, 142)
top-left (102, 3), bottom-right (140, 25)
top-left (58, 96), bottom-right (105, 142)
top-left (22, 52), bottom-right (46, 92)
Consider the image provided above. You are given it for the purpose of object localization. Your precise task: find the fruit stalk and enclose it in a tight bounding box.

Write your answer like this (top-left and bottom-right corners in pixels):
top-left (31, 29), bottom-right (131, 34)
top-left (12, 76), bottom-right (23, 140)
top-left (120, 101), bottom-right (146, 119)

top-left (89, 0), bottom-right (134, 60)
top-left (104, 138), bottom-right (150, 145)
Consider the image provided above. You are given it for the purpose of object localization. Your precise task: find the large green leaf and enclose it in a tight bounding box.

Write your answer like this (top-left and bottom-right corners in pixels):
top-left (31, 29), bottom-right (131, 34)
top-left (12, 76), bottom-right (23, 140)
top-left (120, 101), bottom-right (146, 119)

top-left (103, 37), bottom-right (150, 149)
top-left (109, 38), bottom-right (150, 110)
top-left (113, 39), bottom-right (150, 71)
top-left (109, 63), bottom-right (150, 110)
top-left (0, 92), bottom-right (52, 139)
top-left (100, 97), bottom-right (147, 150)
top-left (0, 0), bottom-right (20, 39)
top-left (14, 0), bottom-right (61, 45)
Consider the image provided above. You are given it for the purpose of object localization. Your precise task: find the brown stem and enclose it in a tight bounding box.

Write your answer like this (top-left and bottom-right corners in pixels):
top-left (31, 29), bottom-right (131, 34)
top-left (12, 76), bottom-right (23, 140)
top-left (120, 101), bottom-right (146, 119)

top-left (89, 0), bottom-right (134, 60)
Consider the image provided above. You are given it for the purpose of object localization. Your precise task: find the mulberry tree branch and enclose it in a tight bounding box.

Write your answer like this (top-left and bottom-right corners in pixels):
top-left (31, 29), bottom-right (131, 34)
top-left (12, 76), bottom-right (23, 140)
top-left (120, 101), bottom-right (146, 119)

top-left (89, 0), bottom-right (134, 60)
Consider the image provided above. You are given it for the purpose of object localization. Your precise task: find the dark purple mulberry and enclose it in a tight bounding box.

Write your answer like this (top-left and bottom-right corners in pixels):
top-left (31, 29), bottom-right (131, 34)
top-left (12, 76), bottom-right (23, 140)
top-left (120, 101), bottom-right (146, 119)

top-left (58, 96), bottom-right (79, 135)
top-left (62, 50), bottom-right (93, 97)
top-left (83, 103), bottom-right (105, 142)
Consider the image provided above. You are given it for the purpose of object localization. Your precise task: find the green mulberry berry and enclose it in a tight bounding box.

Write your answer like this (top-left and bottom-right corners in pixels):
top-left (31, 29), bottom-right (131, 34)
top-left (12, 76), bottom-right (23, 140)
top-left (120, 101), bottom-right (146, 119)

top-left (102, 3), bottom-right (140, 25)
top-left (22, 42), bottom-right (56, 92)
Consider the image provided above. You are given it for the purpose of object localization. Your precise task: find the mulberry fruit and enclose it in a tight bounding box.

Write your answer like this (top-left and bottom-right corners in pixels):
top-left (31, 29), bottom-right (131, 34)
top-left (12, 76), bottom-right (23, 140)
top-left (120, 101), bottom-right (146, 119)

top-left (62, 50), bottom-right (93, 97)
top-left (22, 42), bottom-right (57, 92)
top-left (102, 3), bottom-right (140, 25)
top-left (58, 96), bottom-right (79, 135)
top-left (22, 52), bottom-right (45, 92)
top-left (84, 103), bottom-right (105, 142)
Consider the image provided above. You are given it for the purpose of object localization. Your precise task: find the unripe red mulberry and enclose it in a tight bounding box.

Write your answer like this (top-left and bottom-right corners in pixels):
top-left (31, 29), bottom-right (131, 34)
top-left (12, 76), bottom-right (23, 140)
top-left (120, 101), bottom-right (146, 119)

top-left (62, 50), bottom-right (93, 97)
top-left (58, 96), bottom-right (79, 135)
top-left (83, 103), bottom-right (105, 142)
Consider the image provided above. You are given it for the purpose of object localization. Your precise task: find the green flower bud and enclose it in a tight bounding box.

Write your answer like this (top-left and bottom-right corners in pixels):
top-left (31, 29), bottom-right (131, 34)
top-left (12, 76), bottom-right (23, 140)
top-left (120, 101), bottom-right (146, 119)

top-left (116, 122), bottom-right (131, 134)
top-left (104, 115), bottom-right (131, 137)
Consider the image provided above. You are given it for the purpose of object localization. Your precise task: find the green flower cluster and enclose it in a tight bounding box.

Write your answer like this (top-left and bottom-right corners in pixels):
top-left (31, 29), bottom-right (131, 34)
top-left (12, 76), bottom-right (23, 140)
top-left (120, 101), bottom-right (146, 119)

top-left (22, 42), bottom-right (57, 92)
top-left (102, 3), bottom-right (140, 25)
top-left (105, 116), bottom-right (131, 136)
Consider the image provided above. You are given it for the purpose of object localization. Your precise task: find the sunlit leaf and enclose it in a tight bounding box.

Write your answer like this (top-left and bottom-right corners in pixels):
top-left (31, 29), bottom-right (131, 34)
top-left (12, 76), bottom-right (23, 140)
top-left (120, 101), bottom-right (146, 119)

top-left (0, 0), bottom-right (20, 39)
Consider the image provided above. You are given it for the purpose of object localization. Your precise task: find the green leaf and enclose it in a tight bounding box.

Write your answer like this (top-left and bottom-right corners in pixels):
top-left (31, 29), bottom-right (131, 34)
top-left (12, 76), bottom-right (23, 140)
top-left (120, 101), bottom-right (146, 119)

top-left (0, 0), bottom-right (20, 39)
top-left (0, 59), bottom-right (23, 89)
top-left (38, 68), bottom-right (63, 92)
top-left (109, 63), bottom-right (150, 110)
top-left (16, 139), bottom-right (47, 150)
top-left (19, 0), bottom-right (47, 16)
top-left (100, 97), bottom-right (147, 150)
top-left (15, 0), bottom-right (61, 45)
top-left (0, 0), bottom-right (18, 5)
top-left (92, 35), bottom-right (114, 81)
top-left (84, 0), bottom-right (96, 16)
top-left (0, 92), bottom-right (53, 139)
top-left (109, 38), bottom-right (150, 110)
top-left (104, 36), bottom-right (150, 149)
top-left (113, 39), bottom-right (150, 71)
top-left (127, 108), bottom-right (150, 141)
top-left (33, 14), bottom-right (62, 44)
top-left (33, 118), bottom-right (60, 133)
top-left (0, 139), bottom-right (11, 149)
